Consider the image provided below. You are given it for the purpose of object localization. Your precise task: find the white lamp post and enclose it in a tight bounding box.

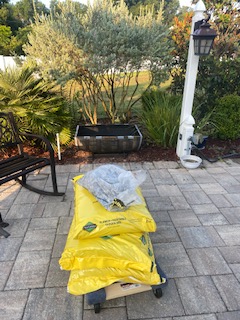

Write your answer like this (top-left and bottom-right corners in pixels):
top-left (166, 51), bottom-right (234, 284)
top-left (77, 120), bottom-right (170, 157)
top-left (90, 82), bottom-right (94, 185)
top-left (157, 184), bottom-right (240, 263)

top-left (176, 0), bottom-right (216, 158)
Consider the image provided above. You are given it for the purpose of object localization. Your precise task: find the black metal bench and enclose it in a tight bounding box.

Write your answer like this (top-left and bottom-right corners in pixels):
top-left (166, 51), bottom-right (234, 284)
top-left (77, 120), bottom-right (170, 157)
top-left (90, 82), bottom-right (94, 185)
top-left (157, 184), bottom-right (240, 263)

top-left (0, 112), bottom-right (64, 237)
top-left (0, 213), bottom-right (10, 238)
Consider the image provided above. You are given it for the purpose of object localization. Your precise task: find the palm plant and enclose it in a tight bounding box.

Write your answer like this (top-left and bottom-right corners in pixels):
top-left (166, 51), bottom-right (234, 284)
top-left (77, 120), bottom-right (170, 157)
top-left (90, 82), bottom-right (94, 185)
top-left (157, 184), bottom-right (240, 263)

top-left (0, 65), bottom-right (71, 146)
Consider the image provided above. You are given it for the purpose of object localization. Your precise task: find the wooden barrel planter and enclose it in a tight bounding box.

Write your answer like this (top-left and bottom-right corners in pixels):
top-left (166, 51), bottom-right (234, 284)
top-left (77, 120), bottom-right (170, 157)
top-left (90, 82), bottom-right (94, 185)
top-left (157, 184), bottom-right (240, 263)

top-left (74, 124), bottom-right (143, 154)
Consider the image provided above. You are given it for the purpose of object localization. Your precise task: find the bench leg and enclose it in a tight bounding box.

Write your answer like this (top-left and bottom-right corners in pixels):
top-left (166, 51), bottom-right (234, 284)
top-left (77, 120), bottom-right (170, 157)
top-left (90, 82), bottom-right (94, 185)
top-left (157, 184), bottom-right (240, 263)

top-left (0, 213), bottom-right (10, 238)
top-left (50, 162), bottom-right (61, 195)
top-left (15, 178), bottom-right (64, 196)
top-left (16, 178), bottom-right (64, 196)
top-left (0, 227), bottom-right (10, 238)
top-left (16, 165), bottom-right (64, 196)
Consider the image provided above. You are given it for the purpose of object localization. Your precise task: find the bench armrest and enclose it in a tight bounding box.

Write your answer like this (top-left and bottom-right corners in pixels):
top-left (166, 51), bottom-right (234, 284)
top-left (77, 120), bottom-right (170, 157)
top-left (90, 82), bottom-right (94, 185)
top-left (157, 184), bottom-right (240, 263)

top-left (18, 132), bottom-right (55, 161)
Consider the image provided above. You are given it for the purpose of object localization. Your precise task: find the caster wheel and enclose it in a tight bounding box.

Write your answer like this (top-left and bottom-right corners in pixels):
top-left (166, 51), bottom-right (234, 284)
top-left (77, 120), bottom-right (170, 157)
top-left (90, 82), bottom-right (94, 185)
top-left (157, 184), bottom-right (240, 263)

top-left (94, 303), bottom-right (101, 313)
top-left (153, 288), bottom-right (162, 298)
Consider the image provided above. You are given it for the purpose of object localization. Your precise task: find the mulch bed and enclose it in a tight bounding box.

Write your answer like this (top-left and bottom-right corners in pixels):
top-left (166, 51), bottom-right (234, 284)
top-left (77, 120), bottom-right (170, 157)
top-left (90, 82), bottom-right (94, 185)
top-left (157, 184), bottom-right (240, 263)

top-left (1, 137), bottom-right (240, 165)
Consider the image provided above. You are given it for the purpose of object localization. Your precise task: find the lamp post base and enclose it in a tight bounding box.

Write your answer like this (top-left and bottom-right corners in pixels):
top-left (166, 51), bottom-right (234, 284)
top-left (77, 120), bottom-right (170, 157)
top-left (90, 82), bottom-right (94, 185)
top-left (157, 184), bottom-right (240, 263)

top-left (176, 115), bottom-right (195, 158)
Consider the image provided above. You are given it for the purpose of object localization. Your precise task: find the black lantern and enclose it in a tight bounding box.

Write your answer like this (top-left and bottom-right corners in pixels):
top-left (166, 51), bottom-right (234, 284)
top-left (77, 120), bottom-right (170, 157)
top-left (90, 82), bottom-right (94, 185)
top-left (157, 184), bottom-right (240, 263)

top-left (193, 20), bottom-right (217, 56)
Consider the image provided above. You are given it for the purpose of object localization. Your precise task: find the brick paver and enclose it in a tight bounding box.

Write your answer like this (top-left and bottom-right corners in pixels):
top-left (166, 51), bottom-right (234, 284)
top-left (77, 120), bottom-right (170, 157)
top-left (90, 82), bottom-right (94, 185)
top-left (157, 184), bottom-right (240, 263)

top-left (1, 159), bottom-right (240, 319)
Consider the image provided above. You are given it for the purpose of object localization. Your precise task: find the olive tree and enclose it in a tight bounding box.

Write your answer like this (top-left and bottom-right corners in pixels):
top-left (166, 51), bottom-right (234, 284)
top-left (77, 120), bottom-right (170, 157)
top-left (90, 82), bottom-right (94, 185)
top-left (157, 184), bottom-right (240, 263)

top-left (24, 0), bottom-right (172, 123)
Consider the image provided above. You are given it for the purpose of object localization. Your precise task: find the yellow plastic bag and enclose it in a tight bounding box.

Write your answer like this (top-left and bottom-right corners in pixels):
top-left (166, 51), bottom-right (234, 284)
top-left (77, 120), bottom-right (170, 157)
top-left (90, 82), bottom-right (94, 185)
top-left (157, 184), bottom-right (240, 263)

top-left (59, 173), bottom-right (163, 296)
top-left (71, 175), bottom-right (156, 239)
top-left (67, 265), bottom-right (164, 296)
top-left (59, 232), bottom-right (156, 272)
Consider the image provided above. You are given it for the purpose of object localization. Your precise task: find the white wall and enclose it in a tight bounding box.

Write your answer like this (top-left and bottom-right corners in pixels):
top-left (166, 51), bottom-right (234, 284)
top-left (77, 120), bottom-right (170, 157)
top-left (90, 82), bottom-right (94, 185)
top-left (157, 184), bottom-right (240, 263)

top-left (0, 55), bottom-right (25, 71)
top-left (0, 56), bottom-right (16, 70)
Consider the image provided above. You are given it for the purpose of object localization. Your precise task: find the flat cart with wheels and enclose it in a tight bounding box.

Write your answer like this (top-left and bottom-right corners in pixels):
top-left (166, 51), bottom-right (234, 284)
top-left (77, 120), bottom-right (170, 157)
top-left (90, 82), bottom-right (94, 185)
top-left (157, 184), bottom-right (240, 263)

top-left (60, 169), bottom-right (168, 315)
top-left (86, 261), bottom-right (168, 314)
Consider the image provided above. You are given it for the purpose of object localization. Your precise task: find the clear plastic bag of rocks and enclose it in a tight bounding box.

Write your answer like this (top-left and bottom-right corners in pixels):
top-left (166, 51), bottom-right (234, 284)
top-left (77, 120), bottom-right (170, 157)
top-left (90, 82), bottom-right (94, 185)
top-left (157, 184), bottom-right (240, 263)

top-left (77, 164), bottom-right (146, 211)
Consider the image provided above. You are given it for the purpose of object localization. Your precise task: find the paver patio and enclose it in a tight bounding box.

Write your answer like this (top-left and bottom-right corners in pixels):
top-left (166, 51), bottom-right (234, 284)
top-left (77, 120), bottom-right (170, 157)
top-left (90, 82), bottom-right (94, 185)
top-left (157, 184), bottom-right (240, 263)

top-left (1, 158), bottom-right (240, 320)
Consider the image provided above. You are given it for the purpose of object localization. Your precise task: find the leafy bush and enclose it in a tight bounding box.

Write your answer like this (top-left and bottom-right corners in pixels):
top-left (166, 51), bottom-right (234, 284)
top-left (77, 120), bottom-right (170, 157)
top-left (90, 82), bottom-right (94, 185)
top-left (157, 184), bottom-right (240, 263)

top-left (24, 0), bottom-right (172, 124)
top-left (193, 56), bottom-right (240, 116)
top-left (139, 90), bottom-right (182, 147)
top-left (0, 66), bottom-right (71, 146)
top-left (211, 94), bottom-right (240, 140)
top-left (170, 4), bottom-right (240, 113)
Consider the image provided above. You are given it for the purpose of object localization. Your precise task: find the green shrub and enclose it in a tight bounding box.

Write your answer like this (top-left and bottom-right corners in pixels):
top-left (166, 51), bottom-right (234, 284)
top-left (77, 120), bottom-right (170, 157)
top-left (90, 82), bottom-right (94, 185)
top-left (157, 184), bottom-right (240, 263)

top-left (211, 94), bottom-right (240, 140)
top-left (139, 90), bottom-right (182, 147)
top-left (193, 57), bottom-right (240, 118)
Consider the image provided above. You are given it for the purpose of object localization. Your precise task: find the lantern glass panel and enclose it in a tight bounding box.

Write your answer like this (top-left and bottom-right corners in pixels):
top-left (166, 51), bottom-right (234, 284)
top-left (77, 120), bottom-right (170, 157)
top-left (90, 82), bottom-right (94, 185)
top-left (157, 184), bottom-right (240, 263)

top-left (194, 38), bottom-right (213, 56)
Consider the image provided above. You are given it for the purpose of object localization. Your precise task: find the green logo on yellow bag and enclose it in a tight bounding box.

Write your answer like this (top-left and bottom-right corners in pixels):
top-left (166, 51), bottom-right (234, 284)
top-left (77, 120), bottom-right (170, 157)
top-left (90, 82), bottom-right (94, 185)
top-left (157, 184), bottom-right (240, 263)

top-left (83, 222), bottom-right (97, 232)
top-left (148, 248), bottom-right (153, 257)
top-left (140, 235), bottom-right (147, 245)
top-left (101, 235), bottom-right (113, 240)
